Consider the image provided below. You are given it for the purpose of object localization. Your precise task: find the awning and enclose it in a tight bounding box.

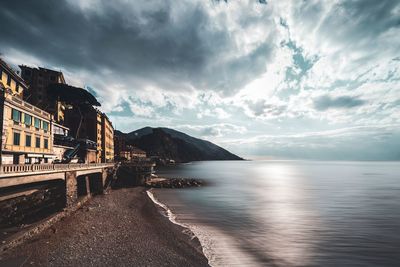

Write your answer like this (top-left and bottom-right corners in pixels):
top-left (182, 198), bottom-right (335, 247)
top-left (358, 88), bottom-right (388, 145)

top-left (26, 153), bottom-right (56, 158)
top-left (43, 155), bottom-right (57, 159)
top-left (27, 153), bottom-right (43, 157)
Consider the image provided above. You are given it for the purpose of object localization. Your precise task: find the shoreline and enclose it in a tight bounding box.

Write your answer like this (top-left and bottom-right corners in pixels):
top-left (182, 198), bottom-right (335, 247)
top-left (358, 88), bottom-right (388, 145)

top-left (149, 188), bottom-right (264, 267)
top-left (147, 189), bottom-right (215, 266)
top-left (0, 187), bottom-right (209, 266)
top-left (147, 189), bottom-right (213, 266)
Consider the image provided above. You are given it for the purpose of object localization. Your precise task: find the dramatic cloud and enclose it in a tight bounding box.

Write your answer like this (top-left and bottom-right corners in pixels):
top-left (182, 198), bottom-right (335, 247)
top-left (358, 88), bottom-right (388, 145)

top-left (0, 0), bottom-right (275, 95)
top-left (1, 0), bottom-right (399, 159)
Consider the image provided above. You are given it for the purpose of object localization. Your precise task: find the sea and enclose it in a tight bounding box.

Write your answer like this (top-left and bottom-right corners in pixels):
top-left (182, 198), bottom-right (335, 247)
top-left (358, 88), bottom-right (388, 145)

top-left (149, 160), bottom-right (400, 267)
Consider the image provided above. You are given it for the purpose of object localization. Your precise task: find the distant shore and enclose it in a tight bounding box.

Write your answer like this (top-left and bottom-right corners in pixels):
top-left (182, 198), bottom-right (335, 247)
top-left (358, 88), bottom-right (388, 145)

top-left (0, 187), bottom-right (209, 266)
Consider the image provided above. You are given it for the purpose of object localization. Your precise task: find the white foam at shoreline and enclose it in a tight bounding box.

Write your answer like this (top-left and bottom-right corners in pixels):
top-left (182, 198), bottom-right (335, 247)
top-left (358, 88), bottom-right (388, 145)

top-left (146, 189), bottom-right (261, 267)
top-left (146, 189), bottom-right (187, 229)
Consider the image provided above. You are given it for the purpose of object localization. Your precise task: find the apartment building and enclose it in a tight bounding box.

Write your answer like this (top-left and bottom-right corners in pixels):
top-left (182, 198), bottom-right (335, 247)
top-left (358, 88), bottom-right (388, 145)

top-left (19, 65), bottom-right (66, 124)
top-left (101, 113), bottom-right (114, 163)
top-left (0, 59), bottom-right (26, 98)
top-left (64, 106), bottom-right (103, 162)
top-left (0, 59), bottom-right (54, 164)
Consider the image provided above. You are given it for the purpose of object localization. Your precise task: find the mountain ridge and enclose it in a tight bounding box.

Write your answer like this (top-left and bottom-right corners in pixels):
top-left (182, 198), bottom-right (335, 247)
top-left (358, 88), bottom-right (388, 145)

top-left (116, 127), bottom-right (243, 163)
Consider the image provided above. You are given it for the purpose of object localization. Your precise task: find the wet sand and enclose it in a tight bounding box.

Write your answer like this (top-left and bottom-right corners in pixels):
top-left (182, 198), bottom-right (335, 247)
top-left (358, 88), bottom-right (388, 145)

top-left (0, 187), bottom-right (209, 267)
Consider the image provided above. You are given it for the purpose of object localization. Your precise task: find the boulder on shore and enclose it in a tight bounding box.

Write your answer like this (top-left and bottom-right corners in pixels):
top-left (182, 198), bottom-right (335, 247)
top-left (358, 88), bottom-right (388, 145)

top-left (145, 178), bottom-right (203, 189)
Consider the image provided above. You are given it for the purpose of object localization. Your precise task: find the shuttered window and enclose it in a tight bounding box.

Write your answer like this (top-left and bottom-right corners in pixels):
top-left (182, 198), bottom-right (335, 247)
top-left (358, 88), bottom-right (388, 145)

top-left (12, 109), bottom-right (21, 122)
top-left (13, 132), bottom-right (20, 146)
top-left (34, 118), bottom-right (41, 129)
top-left (24, 114), bottom-right (32, 126)
top-left (36, 137), bottom-right (41, 148)
top-left (26, 135), bottom-right (32, 147)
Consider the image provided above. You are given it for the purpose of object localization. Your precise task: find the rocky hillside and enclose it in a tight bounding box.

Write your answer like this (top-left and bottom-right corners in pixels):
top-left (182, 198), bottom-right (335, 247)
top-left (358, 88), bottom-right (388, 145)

top-left (116, 127), bottom-right (243, 163)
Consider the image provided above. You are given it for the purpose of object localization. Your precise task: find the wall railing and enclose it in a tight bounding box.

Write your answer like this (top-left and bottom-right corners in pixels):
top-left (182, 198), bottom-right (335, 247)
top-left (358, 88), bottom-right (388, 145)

top-left (0, 163), bottom-right (115, 174)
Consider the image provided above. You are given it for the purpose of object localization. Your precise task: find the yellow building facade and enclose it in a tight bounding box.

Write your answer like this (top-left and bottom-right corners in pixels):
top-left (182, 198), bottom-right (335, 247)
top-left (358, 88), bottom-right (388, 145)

top-left (0, 59), bottom-right (25, 98)
top-left (96, 110), bottom-right (103, 163)
top-left (1, 60), bottom-right (55, 164)
top-left (1, 93), bottom-right (54, 164)
top-left (101, 114), bottom-right (114, 163)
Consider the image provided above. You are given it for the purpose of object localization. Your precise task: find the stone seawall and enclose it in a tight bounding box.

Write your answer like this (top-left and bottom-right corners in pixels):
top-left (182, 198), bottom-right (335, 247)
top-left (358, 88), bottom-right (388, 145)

top-left (0, 165), bottom-right (118, 229)
top-left (0, 181), bottom-right (65, 227)
top-left (113, 164), bottom-right (153, 187)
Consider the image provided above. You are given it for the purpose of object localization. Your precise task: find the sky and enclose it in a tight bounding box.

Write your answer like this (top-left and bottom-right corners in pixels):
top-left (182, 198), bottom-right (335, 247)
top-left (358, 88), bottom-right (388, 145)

top-left (1, 0), bottom-right (399, 160)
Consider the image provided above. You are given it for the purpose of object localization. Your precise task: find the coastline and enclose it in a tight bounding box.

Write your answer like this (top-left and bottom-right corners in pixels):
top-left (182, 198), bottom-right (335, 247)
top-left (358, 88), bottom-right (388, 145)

top-left (0, 187), bottom-right (209, 266)
top-left (148, 188), bottom-right (262, 267)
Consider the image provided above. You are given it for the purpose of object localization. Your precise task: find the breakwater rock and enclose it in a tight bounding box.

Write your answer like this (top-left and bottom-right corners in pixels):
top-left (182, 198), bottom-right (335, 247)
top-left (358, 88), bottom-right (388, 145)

top-left (145, 178), bottom-right (203, 189)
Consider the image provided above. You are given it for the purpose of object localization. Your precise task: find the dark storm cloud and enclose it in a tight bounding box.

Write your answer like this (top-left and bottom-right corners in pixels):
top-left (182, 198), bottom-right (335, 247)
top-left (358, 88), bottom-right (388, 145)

top-left (313, 95), bottom-right (366, 111)
top-left (0, 0), bottom-right (272, 94)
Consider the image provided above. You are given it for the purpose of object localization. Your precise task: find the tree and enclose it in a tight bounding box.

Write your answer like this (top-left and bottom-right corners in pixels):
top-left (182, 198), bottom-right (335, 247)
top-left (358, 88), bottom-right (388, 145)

top-left (47, 83), bottom-right (101, 138)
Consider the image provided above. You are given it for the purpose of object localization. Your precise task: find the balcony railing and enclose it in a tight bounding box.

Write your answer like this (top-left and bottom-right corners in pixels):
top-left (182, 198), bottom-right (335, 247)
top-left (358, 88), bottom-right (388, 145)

top-left (0, 163), bottom-right (115, 175)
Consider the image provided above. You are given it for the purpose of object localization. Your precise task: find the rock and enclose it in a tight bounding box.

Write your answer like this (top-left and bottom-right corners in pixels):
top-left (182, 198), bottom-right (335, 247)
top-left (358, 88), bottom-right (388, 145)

top-left (147, 177), bottom-right (203, 189)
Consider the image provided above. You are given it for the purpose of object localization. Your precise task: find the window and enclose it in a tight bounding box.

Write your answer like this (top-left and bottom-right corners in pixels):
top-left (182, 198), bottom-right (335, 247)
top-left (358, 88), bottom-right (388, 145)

top-left (50, 76), bottom-right (56, 82)
top-left (35, 137), bottom-right (41, 148)
top-left (42, 121), bottom-right (49, 132)
top-left (12, 109), bottom-right (21, 122)
top-left (44, 139), bottom-right (48, 149)
top-left (7, 75), bottom-right (11, 86)
top-left (34, 118), bottom-right (41, 129)
top-left (26, 135), bottom-right (31, 147)
top-left (13, 132), bottom-right (20, 146)
top-left (16, 84), bottom-right (19, 92)
top-left (24, 114), bottom-right (32, 126)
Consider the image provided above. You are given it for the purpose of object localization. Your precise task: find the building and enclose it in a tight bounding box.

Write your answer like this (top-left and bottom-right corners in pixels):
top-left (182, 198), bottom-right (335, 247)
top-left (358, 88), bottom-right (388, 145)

top-left (113, 134), bottom-right (145, 161)
top-left (118, 151), bottom-right (131, 160)
top-left (0, 91), bottom-right (55, 164)
top-left (64, 106), bottom-right (103, 162)
top-left (117, 146), bottom-right (146, 161)
top-left (52, 122), bottom-right (73, 162)
top-left (19, 65), bottom-right (66, 124)
top-left (128, 145), bottom-right (147, 159)
top-left (0, 59), bottom-right (55, 164)
top-left (101, 113), bottom-right (114, 163)
top-left (0, 59), bottom-right (25, 99)
top-left (114, 134), bottom-right (126, 159)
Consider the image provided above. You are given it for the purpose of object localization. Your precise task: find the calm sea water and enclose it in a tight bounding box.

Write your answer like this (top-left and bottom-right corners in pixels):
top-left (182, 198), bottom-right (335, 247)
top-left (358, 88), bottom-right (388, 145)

top-left (152, 160), bottom-right (400, 267)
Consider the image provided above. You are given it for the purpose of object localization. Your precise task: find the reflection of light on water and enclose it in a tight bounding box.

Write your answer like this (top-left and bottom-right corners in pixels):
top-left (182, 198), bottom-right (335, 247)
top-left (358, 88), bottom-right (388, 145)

top-left (155, 161), bottom-right (400, 266)
top-left (252, 163), bottom-right (319, 266)
top-left (148, 189), bottom-right (261, 267)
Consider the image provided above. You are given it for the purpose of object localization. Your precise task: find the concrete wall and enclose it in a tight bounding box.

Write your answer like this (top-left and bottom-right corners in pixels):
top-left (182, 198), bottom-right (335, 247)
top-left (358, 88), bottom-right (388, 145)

top-left (114, 165), bottom-right (152, 187)
top-left (0, 166), bottom-right (115, 228)
top-left (65, 169), bottom-right (111, 206)
top-left (0, 180), bottom-right (65, 227)
top-left (53, 145), bottom-right (70, 162)
top-left (65, 171), bottom-right (78, 207)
